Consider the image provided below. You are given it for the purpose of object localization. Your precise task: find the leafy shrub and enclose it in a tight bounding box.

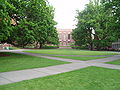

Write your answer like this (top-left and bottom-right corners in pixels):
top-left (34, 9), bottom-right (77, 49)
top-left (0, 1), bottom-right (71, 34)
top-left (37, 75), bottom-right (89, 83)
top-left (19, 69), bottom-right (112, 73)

top-left (42, 46), bottom-right (59, 49)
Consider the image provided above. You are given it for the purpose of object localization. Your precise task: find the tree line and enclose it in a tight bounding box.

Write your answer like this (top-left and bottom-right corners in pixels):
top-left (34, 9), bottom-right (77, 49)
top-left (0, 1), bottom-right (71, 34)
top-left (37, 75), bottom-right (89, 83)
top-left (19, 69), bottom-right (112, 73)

top-left (72, 0), bottom-right (120, 50)
top-left (0, 0), bottom-right (59, 48)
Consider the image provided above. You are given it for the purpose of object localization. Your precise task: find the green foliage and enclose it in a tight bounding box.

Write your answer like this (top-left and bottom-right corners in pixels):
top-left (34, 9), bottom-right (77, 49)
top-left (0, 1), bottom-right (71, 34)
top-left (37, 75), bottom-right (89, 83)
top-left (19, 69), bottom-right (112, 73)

top-left (25, 0), bottom-right (59, 48)
top-left (73, 0), bottom-right (119, 50)
top-left (0, 0), bottom-right (12, 42)
top-left (0, 0), bottom-right (58, 48)
top-left (102, 0), bottom-right (120, 38)
top-left (71, 45), bottom-right (88, 50)
top-left (42, 45), bottom-right (59, 49)
top-left (8, 19), bottom-right (35, 47)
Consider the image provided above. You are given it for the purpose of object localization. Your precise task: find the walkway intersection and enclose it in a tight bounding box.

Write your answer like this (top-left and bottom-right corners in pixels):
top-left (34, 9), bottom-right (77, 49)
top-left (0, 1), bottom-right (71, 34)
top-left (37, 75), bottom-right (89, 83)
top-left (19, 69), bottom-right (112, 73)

top-left (0, 50), bottom-right (120, 85)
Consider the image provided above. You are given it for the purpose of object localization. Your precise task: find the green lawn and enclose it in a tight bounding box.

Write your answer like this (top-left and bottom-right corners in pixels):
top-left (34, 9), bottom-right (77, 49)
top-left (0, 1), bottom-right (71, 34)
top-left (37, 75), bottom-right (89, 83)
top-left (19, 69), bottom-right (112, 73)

top-left (1, 66), bottom-right (120, 90)
top-left (51, 56), bottom-right (107, 61)
top-left (0, 52), bottom-right (69, 72)
top-left (106, 59), bottom-right (120, 65)
top-left (25, 49), bottom-right (119, 55)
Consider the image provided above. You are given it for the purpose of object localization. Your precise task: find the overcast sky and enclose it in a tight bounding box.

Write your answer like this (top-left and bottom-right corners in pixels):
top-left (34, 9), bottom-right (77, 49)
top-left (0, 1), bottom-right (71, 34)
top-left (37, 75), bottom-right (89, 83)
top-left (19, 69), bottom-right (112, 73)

top-left (48, 0), bottom-right (89, 29)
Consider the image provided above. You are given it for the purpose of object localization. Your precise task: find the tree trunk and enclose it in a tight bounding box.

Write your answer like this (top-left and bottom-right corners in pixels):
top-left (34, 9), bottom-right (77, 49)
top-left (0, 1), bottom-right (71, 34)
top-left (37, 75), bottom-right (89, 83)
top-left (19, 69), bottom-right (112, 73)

top-left (89, 42), bottom-right (94, 50)
top-left (22, 45), bottom-right (24, 48)
top-left (39, 43), bottom-right (43, 49)
top-left (35, 42), bottom-right (39, 48)
top-left (96, 45), bottom-right (101, 51)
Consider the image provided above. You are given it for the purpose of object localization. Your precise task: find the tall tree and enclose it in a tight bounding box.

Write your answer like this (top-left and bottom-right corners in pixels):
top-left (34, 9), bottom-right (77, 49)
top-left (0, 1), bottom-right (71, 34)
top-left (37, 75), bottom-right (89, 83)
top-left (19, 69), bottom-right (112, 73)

top-left (73, 1), bottom-right (98, 50)
top-left (25, 0), bottom-right (58, 48)
top-left (3, 0), bottom-right (58, 48)
top-left (73, 0), bottom-right (117, 50)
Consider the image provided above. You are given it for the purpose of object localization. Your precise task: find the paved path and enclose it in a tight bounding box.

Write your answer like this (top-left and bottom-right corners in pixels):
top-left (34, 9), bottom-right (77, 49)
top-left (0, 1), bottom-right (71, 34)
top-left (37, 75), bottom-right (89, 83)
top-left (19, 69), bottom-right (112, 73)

top-left (86, 55), bottom-right (120, 63)
top-left (0, 50), bottom-right (120, 85)
top-left (0, 63), bottom-right (90, 85)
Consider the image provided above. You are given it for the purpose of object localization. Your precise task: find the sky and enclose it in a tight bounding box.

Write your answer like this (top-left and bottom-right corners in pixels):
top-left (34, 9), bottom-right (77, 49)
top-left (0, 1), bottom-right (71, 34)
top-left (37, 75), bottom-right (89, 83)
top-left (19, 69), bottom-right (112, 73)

top-left (48, 0), bottom-right (89, 29)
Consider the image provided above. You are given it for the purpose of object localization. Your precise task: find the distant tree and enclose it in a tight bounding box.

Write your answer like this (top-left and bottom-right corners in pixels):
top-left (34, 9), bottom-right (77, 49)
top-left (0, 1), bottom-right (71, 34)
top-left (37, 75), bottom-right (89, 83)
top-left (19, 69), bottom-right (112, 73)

top-left (46, 6), bottom-right (59, 46)
top-left (73, 1), bottom-right (98, 50)
top-left (47, 27), bottom-right (59, 45)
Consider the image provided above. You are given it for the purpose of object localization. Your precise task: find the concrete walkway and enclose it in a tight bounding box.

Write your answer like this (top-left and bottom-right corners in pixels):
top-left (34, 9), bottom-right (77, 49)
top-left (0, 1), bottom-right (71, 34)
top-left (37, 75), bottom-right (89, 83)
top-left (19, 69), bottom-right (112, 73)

top-left (0, 50), bottom-right (120, 85)
top-left (0, 63), bottom-right (90, 85)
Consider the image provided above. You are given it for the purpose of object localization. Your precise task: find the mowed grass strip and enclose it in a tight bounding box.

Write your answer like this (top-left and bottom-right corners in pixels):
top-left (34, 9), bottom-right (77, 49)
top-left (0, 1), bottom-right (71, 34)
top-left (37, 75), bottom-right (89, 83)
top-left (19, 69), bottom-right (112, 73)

top-left (106, 59), bottom-right (120, 65)
top-left (0, 52), bottom-right (69, 72)
top-left (25, 49), bottom-right (119, 55)
top-left (1, 66), bottom-right (120, 90)
top-left (51, 56), bottom-right (108, 61)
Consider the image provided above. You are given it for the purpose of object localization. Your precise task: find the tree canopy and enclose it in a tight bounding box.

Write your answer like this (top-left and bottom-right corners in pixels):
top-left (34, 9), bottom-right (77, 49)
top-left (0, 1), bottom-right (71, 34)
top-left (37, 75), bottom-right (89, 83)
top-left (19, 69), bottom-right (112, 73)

top-left (0, 0), bottom-right (58, 48)
top-left (0, 0), bottom-right (13, 42)
top-left (72, 0), bottom-right (120, 50)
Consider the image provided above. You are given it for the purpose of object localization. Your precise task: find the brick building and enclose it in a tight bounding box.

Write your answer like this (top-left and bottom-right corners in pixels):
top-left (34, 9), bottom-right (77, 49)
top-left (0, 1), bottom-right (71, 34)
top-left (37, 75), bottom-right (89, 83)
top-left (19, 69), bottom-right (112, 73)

top-left (57, 29), bottom-right (74, 46)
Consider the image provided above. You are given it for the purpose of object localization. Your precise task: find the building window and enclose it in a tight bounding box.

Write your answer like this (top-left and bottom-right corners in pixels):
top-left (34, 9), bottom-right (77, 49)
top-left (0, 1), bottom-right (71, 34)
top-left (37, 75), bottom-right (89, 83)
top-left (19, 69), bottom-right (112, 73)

top-left (68, 34), bottom-right (70, 39)
top-left (63, 34), bottom-right (66, 41)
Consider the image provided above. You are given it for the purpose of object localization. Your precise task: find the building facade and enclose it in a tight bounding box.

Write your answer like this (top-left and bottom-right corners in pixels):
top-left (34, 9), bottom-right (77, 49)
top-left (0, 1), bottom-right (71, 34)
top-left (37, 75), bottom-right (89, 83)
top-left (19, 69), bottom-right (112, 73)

top-left (57, 29), bottom-right (74, 46)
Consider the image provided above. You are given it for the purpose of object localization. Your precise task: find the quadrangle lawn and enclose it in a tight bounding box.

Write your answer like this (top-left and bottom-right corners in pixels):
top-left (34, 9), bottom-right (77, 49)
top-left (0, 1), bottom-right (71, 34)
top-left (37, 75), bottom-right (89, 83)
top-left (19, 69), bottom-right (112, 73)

top-left (1, 66), bottom-right (120, 90)
top-left (51, 56), bottom-right (108, 61)
top-left (25, 49), bottom-right (119, 55)
top-left (0, 52), bottom-right (69, 72)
